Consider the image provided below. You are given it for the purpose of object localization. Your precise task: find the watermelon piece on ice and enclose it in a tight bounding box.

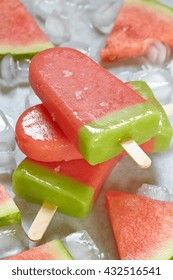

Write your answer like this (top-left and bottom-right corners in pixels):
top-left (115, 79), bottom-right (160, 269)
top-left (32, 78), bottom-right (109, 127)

top-left (105, 190), bottom-right (173, 260)
top-left (0, 184), bottom-right (21, 226)
top-left (0, 0), bottom-right (53, 59)
top-left (5, 238), bottom-right (73, 260)
top-left (101, 0), bottom-right (173, 63)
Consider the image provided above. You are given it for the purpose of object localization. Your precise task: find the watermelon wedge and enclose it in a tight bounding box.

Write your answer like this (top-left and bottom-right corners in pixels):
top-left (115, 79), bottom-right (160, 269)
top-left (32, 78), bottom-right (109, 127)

top-left (5, 238), bottom-right (73, 260)
top-left (0, 184), bottom-right (21, 226)
top-left (101, 0), bottom-right (173, 62)
top-left (0, 0), bottom-right (53, 59)
top-left (105, 190), bottom-right (173, 260)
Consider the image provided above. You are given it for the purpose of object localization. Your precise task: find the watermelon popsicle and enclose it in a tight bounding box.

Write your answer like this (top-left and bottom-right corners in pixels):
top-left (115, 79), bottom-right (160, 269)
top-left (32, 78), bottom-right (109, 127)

top-left (5, 238), bottom-right (73, 260)
top-left (15, 81), bottom-right (173, 162)
top-left (12, 155), bottom-right (121, 241)
top-left (29, 47), bottom-right (162, 168)
top-left (15, 104), bottom-right (82, 162)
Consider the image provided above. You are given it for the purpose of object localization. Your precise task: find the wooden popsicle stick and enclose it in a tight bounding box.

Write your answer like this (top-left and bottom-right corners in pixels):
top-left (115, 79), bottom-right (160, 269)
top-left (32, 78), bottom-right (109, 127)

top-left (121, 139), bottom-right (151, 169)
top-left (28, 201), bottom-right (57, 242)
top-left (162, 103), bottom-right (173, 116)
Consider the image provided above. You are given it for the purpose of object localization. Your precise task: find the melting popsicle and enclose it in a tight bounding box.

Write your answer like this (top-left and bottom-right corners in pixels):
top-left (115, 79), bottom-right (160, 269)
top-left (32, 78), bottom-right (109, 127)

top-left (5, 238), bottom-right (73, 260)
top-left (29, 47), bottom-right (161, 167)
top-left (0, 184), bottom-right (21, 226)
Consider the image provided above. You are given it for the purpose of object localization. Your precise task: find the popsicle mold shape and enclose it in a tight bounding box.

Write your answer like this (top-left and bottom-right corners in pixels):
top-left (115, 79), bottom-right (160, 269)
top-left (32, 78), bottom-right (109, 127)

top-left (5, 238), bottom-right (73, 260)
top-left (12, 155), bottom-right (121, 218)
top-left (0, 184), bottom-right (21, 227)
top-left (62, 230), bottom-right (108, 260)
top-left (105, 190), bottom-right (173, 260)
top-left (0, 224), bottom-right (29, 259)
top-left (29, 47), bottom-right (160, 165)
top-left (15, 104), bottom-right (82, 162)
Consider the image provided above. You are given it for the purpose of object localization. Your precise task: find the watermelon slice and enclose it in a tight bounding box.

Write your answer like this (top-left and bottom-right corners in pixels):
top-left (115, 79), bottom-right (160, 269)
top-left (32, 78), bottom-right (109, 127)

top-left (101, 0), bottom-right (173, 62)
top-left (0, 184), bottom-right (21, 226)
top-left (0, 0), bottom-right (53, 59)
top-left (5, 238), bottom-right (73, 260)
top-left (105, 190), bottom-right (173, 260)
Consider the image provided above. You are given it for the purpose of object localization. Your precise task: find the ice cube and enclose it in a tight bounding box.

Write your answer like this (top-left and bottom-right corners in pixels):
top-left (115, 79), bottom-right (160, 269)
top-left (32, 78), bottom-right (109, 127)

top-left (0, 55), bottom-right (16, 82)
top-left (129, 68), bottom-right (173, 104)
top-left (92, 0), bottom-right (123, 34)
top-left (137, 183), bottom-right (173, 202)
top-left (16, 59), bottom-right (30, 84)
top-left (0, 143), bottom-right (17, 174)
top-left (45, 10), bottom-right (70, 45)
top-left (61, 41), bottom-right (91, 56)
top-left (33, 0), bottom-right (59, 20)
top-left (143, 40), bottom-right (171, 66)
top-left (0, 224), bottom-right (29, 259)
top-left (25, 88), bottom-right (41, 109)
top-left (0, 110), bottom-right (16, 150)
top-left (61, 230), bottom-right (108, 260)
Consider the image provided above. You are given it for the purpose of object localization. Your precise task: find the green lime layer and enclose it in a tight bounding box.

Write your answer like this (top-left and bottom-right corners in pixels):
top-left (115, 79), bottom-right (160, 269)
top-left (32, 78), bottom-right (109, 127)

top-left (79, 101), bottom-right (160, 165)
top-left (130, 81), bottom-right (173, 152)
top-left (0, 200), bottom-right (21, 226)
top-left (12, 158), bottom-right (93, 218)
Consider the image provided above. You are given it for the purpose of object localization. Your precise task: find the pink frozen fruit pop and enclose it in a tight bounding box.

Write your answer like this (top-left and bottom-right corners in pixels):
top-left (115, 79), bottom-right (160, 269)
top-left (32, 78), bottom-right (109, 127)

top-left (15, 81), bottom-right (172, 162)
top-left (29, 47), bottom-right (160, 165)
top-left (5, 238), bottom-right (73, 260)
top-left (0, 184), bottom-right (21, 226)
top-left (105, 190), bottom-right (173, 260)
top-left (15, 104), bottom-right (82, 162)
top-left (12, 155), bottom-right (121, 218)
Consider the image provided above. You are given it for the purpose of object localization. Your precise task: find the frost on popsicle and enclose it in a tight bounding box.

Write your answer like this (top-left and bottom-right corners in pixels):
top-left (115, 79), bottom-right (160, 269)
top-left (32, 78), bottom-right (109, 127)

top-left (100, 0), bottom-right (173, 64)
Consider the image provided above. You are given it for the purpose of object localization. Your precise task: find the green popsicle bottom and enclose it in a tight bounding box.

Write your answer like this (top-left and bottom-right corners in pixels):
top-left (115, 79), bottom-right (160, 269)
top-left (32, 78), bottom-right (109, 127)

top-left (79, 100), bottom-right (160, 165)
top-left (12, 158), bottom-right (94, 218)
top-left (129, 81), bottom-right (173, 152)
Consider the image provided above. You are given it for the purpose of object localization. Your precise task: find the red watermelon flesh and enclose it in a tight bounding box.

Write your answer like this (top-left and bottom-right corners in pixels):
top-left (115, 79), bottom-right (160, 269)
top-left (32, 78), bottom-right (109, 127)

top-left (101, 0), bottom-right (173, 62)
top-left (0, 0), bottom-right (53, 58)
top-left (5, 239), bottom-right (73, 260)
top-left (105, 190), bottom-right (173, 260)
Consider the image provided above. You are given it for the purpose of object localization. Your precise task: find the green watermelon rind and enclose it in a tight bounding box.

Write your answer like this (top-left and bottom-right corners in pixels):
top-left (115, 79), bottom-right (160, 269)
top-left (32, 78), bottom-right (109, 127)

top-left (0, 42), bottom-right (54, 61)
top-left (52, 239), bottom-right (73, 260)
top-left (126, 0), bottom-right (173, 17)
top-left (149, 240), bottom-right (173, 260)
top-left (0, 199), bottom-right (21, 226)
